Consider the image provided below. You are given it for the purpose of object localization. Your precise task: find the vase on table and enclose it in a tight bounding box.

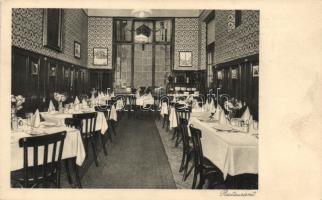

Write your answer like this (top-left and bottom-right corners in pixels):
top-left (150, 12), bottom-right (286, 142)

top-left (58, 101), bottom-right (63, 113)
top-left (11, 107), bottom-right (18, 131)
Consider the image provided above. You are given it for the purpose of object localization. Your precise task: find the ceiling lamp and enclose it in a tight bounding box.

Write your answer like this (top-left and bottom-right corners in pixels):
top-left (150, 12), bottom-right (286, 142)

top-left (131, 9), bottom-right (152, 18)
top-left (135, 24), bottom-right (151, 50)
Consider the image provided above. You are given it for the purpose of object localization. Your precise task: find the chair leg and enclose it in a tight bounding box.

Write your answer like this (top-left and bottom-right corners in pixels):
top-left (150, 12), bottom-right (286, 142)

top-left (108, 129), bottom-right (113, 142)
top-left (197, 172), bottom-right (205, 189)
top-left (179, 148), bottom-right (186, 172)
top-left (184, 152), bottom-right (194, 181)
top-left (91, 140), bottom-right (99, 167)
top-left (64, 159), bottom-right (73, 185)
top-left (172, 128), bottom-right (177, 140)
top-left (72, 158), bottom-right (82, 188)
top-left (175, 131), bottom-right (181, 147)
top-left (192, 166), bottom-right (199, 189)
top-left (162, 115), bottom-right (166, 128)
top-left (112, 121), bottom-right (117, 136)
top-left (100, 134), bottom-right (108, 156)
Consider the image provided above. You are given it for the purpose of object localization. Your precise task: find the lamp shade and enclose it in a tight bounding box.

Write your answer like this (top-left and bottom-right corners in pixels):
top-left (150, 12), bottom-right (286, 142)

top-left (135, 24), bottom-right (151, 43)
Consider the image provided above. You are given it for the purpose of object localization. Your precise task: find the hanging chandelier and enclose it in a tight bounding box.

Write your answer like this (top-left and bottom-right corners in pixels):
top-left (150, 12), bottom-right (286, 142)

top-left (135, 24), bottom-right (151, 43)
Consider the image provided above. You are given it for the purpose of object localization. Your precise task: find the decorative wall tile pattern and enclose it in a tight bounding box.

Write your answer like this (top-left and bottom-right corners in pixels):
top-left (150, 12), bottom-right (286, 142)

top-left (198, 20), bottom-right (207, 70)
top-left (174, 18), bottom-right (199, 70)
top-left (87, 17), bottom-right (113, 69)
top-left (12, 9), bottom-right (88, 67)
top-left (214, 10), bottom-right (259, 65)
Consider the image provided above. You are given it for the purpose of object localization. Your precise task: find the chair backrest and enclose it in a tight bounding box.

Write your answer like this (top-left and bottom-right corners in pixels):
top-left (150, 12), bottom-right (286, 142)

top-left (179, 118), bottom-right (190, 150)
top-left (94, 105), bottom-right (111, 120)
top-left (189, 125), bottom-right (204, 169)
top-left (175, 108), bottom-right (191, 126)
top-left (65, 118), bottom-right (82, 130)
top-left (72, 112), bottom-right (97, 137)
top-left (18, 131), bottom-right (66, 187)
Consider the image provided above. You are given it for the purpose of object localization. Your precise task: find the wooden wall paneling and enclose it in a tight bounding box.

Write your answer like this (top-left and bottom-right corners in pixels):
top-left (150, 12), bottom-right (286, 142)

top-left (12, 49), bottom-right (28, 96)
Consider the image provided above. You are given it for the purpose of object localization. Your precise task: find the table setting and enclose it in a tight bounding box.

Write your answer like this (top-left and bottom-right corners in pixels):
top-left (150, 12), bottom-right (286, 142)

top-left (188, 102), bottom-right (259, 179)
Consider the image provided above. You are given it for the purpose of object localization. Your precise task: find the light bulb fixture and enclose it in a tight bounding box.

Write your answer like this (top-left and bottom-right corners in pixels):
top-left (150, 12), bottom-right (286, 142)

top-left (131, 9), bottom-right (152, 18)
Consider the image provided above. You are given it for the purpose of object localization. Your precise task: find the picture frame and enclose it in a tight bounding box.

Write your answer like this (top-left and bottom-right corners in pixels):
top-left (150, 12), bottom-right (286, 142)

top-left (179, 51), bottom-right (192, 67)
top-left (231, 68), bottom-right (238, 79)
top-left (217, 71), bottom-right (223, 80)
top-left (93, 48), bottom-right (108, 66)
top-left (49, 66), bottom-right (56, 77)
top-left (74, 41), bottom-right (81, 59)
top-left (253, 65), bottom-right (259, 77)
top-left (31, 62), bottom-right (39, 75)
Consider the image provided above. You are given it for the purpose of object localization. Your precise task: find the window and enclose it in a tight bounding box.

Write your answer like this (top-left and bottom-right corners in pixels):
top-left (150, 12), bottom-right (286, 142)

top-left (115, 20), bottom-right (133, 42)
top-left (206, 43), bottom-right (214, 87)
top-left (155, 20), bottom-right (172, 42)
top-left (235, 10), bottom-right (242, 27)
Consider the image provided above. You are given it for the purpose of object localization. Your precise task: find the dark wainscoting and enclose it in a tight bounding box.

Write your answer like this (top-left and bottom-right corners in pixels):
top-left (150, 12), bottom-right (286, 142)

top-left (213, 54), bottom-right (259, 120)
top-left (12, 46), bottom-right (92, 114)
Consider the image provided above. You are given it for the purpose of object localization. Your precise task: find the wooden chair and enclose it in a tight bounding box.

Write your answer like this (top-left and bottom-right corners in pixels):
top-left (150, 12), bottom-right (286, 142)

top-left (189, 125), bottom-right (224, 189)
top-left (160, 95), bottom-right (170, 130)
top-left (64, 118), bottom-right (83, 188)
top-left (179, 118), bottom-right (194, 182)
top-left (173, 106), bottom-right (191, 147)
top-left (11, 131), bottom-right (66, 188)
top-left (95, 105), bottom-right (113, 144)
top-left (72, 112), bottom-right (100, 167)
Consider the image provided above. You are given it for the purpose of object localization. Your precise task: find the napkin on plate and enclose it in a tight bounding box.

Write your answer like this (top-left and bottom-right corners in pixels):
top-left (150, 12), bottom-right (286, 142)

top-left (241, 106), bottom-right (251, 122)
top-left (48, 100), bottom-right (55, 112)
top-left (33, 109), bottom-right (41, 128)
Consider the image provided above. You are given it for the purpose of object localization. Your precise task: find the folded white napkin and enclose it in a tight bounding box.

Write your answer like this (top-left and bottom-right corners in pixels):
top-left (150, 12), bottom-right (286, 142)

top-left (111, 92), bottom-right (115, 97)
top-left (210, 99), bottom-right (216, 113)
top-left (126, 97), bottom-right (130, 105)
top-left (241, 106), bottom-right (251, 122)
top-left (74, 96), bottom-right (80, 104)
top-left (33, 109), bottom-right (41, 128)
top-left (219, 109), bottom-right (228, 124)
top-left (48, 100), bottom-right (55, 112)
top-left (82, 99), bottom-right (87, 107)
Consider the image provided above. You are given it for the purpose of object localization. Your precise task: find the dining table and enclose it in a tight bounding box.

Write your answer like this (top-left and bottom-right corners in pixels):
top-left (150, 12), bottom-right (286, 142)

top-left (11, 122), bottom-right (86, 171)
top-left (188, 112), bottom-right (258, 180)
top-left (40, 107), bottom-right (110, 134)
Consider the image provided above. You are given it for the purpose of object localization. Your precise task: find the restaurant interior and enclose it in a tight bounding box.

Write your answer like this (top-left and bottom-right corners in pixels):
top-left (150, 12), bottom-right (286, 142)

top-left (10, 9), bottom-right (259, 189)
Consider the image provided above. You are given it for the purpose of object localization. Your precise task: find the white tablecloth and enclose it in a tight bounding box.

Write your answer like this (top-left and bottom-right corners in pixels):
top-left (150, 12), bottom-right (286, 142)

top-left (189, 117), bottom-right (258, 179)
top-left (41, 110), bottom-right (108, 134)
top-left (11, 125), bottom-right (85, 171)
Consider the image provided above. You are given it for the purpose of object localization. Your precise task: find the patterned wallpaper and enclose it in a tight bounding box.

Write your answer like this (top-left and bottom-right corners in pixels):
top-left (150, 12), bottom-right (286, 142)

top-left (174, 18), bottom-right (200, 70)
top-left (214, 10), bottom-right (259, 65)
top-left (12, 9), bottom-right (88, 67)
top-left (198, 19), bottom-right (207, 70)
top-left (87, 17), bottom-right (113, 69)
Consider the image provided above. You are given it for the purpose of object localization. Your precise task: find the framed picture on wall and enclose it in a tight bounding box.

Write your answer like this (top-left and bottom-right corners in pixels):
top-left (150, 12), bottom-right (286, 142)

top-left (74, 41), bottom-right (81, 59)
top-left (217, 71), bottom-right (223, 80)
top-left (49, 66), bottom-right (56, 77)
top-left (31, 61), bottom-right (39, 75)
top-left (231, 68), bottom-right (238, 79)
top-left (93, 48), bottom-right (108, 66)
top-left (253, 65), bottom-right (259, 77)
top-left (179, 51), bottom-right (192, 67)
